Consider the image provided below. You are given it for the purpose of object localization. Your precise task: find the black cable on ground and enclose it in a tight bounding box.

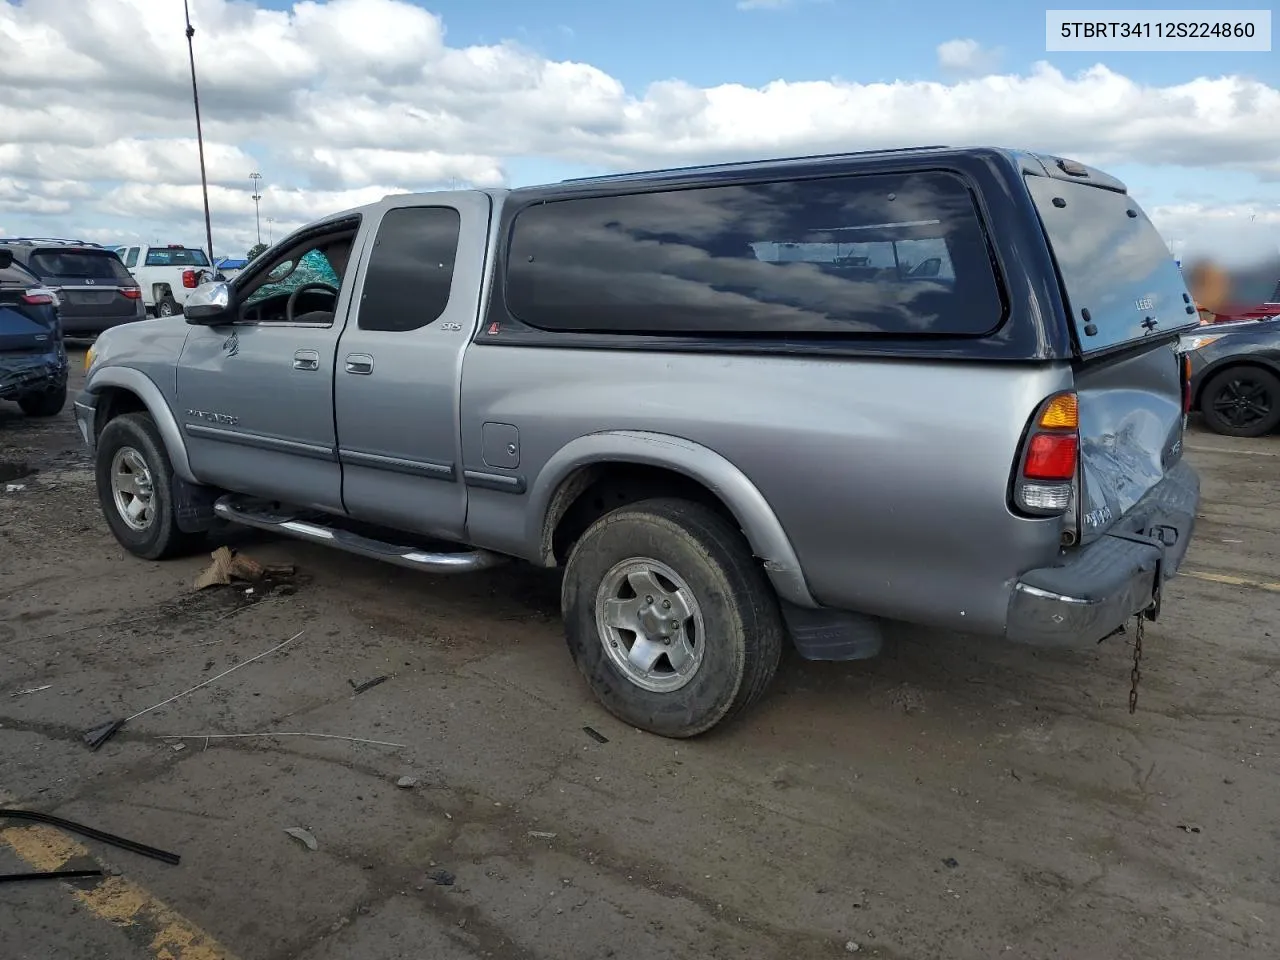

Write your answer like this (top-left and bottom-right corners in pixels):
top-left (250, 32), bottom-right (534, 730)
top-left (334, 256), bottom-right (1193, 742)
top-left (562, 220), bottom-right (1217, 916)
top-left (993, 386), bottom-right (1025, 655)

top-left (0, 809), bottom-right (181, 865)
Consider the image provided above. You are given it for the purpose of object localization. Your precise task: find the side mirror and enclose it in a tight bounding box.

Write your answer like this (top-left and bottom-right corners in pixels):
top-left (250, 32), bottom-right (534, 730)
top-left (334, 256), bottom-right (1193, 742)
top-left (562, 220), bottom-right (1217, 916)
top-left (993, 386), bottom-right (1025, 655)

top-left (0, 248), bottom-right (12, 269)
top-left (184, 280), bottom-right (232, 325)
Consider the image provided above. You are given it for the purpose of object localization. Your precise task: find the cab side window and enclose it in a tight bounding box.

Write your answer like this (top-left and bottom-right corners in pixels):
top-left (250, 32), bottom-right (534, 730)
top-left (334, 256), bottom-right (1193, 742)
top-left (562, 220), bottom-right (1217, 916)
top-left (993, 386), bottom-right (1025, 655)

top-left (357, 206), bottom-right (460, 333)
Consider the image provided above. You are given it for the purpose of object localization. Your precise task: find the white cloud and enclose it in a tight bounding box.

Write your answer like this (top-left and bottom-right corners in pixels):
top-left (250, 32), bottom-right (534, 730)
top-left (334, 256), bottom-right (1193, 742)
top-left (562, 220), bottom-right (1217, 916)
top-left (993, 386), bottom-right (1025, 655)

top-left (0, 0), bottom-right (1276, 263)
top-left (937, 38), bottom-right (1002, 74)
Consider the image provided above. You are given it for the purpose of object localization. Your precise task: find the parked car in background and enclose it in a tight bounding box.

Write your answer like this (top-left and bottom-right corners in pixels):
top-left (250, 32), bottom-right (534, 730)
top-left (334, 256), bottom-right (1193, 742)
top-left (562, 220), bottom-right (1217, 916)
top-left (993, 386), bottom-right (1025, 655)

top-left (77, 146), bottom-right (1202, 737)
top-left (0, 238), bottom-right (144, 337)
top-left (1181, 316), bottom-right (1280, 437)
top-left (111, 243), bottom-right (215, 317)
top-left (0, 247), bottom-right (68, 417)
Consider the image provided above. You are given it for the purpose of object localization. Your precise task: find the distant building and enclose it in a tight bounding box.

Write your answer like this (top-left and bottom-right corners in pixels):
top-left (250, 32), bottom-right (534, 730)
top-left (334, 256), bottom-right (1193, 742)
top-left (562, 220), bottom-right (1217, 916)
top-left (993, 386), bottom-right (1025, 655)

top-left (214, 256), bottom-right (249, 280)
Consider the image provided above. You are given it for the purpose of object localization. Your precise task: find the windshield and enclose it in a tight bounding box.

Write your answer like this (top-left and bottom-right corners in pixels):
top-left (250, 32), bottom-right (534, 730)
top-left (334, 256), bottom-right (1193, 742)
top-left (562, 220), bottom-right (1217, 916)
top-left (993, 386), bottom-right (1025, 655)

top-left (29, 250), bottom-right (134, 282)
top-left (144, 247), bottom-right (210, 267)
top-left (1027, 176), bottom-right (1197, 354)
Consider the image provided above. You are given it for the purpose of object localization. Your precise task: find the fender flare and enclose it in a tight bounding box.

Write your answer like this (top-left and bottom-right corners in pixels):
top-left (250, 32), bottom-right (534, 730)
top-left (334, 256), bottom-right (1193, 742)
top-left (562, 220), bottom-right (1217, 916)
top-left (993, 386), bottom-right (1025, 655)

top-left (529, 430), bottom-right (818, 608)
top-left (85, 365), bottom-right (197, 483)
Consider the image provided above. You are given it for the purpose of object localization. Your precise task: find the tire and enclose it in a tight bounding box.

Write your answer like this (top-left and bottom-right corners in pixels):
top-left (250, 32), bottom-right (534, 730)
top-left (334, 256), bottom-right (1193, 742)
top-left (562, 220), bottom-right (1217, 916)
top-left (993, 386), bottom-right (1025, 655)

top-left (1199, 366), bottom-right (1280, 438)
top-left (18, 382), bottom-right (67, 418)
top-left (95, 412), bottom-right (202, 560)
top-left (561, 497), bottom-right (784, 738)
top-left (156, 296), bottom-right (179, 318)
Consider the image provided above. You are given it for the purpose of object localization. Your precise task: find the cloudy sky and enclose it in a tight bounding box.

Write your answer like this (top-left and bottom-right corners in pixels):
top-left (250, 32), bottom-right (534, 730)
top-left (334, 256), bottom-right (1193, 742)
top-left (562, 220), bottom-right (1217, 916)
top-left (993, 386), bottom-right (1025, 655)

top-left (1, 0), bottom-right (1277, 265)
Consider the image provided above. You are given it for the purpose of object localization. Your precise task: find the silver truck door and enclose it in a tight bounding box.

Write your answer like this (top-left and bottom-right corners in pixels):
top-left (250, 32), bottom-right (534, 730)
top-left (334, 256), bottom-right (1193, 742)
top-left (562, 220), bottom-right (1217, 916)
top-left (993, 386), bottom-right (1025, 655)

top-left (174, 223), bottom-right (367, 513)
top-left (333, 192), bottom-right (490, 540)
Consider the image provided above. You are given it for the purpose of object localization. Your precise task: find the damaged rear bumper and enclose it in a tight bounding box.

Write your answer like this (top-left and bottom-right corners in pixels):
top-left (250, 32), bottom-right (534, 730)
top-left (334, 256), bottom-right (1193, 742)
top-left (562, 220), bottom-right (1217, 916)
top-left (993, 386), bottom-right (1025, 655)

top-left (0, 353), bottom-right (68, 402)
top-left (1006, 460), bottom-right (1199, 645)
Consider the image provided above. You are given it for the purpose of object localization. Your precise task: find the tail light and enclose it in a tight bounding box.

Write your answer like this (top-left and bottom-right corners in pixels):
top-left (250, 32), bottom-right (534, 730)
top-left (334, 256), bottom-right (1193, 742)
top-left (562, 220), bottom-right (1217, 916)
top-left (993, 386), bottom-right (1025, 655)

top-left (21, 288), bottom-right (56, 305)
top-left (1013, 391), bottom-right (1078, 516)
top-left (121, 287), bottom-right (142, 299)
top-left (182, 269), bottom-right (198, 288)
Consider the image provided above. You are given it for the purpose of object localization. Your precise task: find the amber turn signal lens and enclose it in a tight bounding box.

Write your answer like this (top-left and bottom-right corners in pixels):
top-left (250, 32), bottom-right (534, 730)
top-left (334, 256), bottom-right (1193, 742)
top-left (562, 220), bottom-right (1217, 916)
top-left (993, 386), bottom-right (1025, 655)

top-left (1037, 392), bottom-right (1079, 430)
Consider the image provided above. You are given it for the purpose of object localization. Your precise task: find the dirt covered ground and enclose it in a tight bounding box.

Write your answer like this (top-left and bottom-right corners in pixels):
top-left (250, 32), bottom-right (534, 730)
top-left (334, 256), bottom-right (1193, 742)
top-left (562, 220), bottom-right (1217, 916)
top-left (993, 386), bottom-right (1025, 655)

top-left (2, 347), bottom-right (1278, 960)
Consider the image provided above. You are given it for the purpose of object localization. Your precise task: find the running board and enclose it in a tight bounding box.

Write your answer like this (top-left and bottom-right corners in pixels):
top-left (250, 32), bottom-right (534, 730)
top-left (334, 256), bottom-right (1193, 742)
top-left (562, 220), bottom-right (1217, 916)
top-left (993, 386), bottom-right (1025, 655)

top-left (213, 496), bottom-right (508, 574)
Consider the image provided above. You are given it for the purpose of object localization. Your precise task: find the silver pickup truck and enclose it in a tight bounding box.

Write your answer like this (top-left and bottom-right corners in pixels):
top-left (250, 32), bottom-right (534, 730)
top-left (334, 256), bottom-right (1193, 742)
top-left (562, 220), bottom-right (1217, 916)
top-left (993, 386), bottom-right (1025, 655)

top-left (75, 146), bottom-right (1201, 737)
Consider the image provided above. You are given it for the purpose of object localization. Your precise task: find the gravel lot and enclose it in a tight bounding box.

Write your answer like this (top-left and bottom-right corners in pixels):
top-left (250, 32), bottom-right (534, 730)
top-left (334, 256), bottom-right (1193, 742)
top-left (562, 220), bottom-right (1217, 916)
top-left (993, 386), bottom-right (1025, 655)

top-left (2, 346), bottom-right (1278, 960)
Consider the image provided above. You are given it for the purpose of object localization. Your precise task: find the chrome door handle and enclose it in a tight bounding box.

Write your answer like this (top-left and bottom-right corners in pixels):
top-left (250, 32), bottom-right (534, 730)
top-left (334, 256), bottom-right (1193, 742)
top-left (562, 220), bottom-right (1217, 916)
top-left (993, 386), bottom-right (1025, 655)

top-left (345, 353), bottom-right (374, 375)
top-left (293, 349), bottom-right (320, 371)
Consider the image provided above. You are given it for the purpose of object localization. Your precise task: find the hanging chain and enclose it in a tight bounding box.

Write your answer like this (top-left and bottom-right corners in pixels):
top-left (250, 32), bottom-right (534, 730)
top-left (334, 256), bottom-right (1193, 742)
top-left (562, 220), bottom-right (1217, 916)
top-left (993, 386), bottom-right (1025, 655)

top-left (1128, 613), bottom-right (1144, 714)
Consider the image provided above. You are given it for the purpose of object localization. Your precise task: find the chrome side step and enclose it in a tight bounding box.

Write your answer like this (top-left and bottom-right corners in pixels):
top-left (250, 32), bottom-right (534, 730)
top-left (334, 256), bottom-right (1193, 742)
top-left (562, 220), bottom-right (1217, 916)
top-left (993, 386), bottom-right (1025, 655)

top-left (213, 496), bottom-right (508, 574)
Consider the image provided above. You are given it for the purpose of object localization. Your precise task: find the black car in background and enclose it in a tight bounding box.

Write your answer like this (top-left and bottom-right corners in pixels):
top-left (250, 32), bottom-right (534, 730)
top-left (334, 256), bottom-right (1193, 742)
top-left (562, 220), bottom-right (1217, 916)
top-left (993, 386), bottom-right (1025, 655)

top-left (0, 247), bottom-right (68, 418)
top-left (0, 238), bottom-right (145, 337)
top-left (1182, 315), bottom-right (1280, 437)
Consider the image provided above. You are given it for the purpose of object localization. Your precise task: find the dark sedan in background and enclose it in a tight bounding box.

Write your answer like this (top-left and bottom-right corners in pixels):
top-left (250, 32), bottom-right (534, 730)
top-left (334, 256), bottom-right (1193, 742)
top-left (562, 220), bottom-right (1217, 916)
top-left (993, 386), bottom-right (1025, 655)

top-left (0, 238), bottom-right (145, 337)
top-left (1182, 316), bottom-right (1280, 437)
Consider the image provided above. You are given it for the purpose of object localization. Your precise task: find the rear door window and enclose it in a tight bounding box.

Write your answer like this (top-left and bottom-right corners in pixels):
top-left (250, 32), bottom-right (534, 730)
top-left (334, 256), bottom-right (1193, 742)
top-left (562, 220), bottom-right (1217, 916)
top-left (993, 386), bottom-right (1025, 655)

top-left (1027, 176), bottom-right (1198, 354)
top-left (29, 251), bottom-right (134, 282)
top-left (503, 171), bottom-right (1003, 337)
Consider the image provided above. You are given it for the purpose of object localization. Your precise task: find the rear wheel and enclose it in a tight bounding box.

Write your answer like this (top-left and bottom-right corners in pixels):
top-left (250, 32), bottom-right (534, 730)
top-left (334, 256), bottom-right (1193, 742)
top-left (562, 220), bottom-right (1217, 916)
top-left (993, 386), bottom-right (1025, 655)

top-left (561, 497), bottom-right (783, 738)
top-left (18, 383), bottom-right (67, 418)
top-left (95, 413), bottom-right (202, 560)
top-left (1200, 366), bottom-right (1280, 438)
top-left (156, 295), bottom-right (180, 317)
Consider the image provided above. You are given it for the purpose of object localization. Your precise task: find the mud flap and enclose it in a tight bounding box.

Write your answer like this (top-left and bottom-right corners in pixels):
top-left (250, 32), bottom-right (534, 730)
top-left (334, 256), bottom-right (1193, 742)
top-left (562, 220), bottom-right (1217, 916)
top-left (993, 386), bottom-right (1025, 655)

top-left (172, 476), bottom-right (223, 533)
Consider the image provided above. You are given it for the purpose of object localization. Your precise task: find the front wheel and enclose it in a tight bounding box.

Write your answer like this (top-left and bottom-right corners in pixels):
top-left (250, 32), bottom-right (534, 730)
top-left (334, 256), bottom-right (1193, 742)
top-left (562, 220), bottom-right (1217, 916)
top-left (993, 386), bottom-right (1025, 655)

top-left (1200, 366), bottom-right (1280, 438)
top-left (561, 497), bottom-right (784, 738)
top-left (18, 382), bottom-right (67, 418)
top-left (95, 412), bottom-right (203, 560)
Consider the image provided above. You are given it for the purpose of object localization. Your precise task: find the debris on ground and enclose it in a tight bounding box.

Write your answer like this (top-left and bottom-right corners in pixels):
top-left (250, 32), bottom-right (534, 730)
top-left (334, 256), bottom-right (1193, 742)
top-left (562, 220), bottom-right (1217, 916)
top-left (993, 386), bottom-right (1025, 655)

top-left (425, 868), bottom-right (455, 886)
top-left (9, 684), bottom-right (52, 697)
top-left (0, 809), bottom-right (180, 865)
top-left (285, 827), bottom-right (319, 851)
top-left (845, 942), bottom-right (860, 953)
top-left (396, 776), bottom-right (419, 789)
top-left (82, 630), bottom-right (305, 750)
top-left (194, 546), bottom-right (296, 591)
top-left (0, 869), bottom-right (105, 884)
top-left (942, 857), bottom-right (959, 868)
top-left (4, 483), bottom-right (25, 493)
top-left (156, 731), bottom-right (406, 748)
top-left (583, 725), bottom-right (610, 744)
top-left (350, 675), bottom-right (391, 695)
top-left (527, 831), bottom-right (557, 840)
top-left (171, 742), bottom-right (187, 752)
top-left (1177, 824), bottom-right (1203, 834)
top-left (890, 683), bottom-right (927, 715)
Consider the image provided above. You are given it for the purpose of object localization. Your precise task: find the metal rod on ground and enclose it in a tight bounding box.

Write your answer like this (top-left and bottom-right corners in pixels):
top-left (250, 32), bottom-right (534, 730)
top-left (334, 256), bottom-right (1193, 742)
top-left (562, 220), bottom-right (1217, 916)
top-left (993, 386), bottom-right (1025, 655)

top-left (183, 0), bottom-right (214, 264)
top-left (82, 631), bottom-right (305, 750)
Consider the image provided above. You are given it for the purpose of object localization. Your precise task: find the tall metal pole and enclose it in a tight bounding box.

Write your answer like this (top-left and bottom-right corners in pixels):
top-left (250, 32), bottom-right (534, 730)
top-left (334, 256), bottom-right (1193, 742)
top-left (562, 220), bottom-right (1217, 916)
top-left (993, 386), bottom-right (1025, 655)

top-left (267, 217), bottom-right (274, 245)
top-left (184, 0), bottom-right (214, 264)
top-left (249, 172), bottom-right (262, 245)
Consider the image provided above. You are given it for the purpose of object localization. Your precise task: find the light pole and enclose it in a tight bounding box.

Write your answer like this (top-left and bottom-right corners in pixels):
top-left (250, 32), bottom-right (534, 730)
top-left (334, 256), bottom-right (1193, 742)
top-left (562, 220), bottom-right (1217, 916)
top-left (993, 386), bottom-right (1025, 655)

top-left (266, 217), bottom-right (274, 246)
top-left (183, 0), bottom-right (214, 264)
top-left (249, 172), bottom-right (263, 245)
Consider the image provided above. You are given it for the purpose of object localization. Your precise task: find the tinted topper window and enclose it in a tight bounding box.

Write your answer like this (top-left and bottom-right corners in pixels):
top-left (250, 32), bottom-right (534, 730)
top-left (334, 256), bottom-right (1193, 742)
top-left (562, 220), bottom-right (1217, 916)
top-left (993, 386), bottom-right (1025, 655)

top-left (358, 206), bottom-right (460, 333)
top-left (1027, 176), bottom-right (1197, 353)
top-left (504, 171), bottom-right (1003, 337)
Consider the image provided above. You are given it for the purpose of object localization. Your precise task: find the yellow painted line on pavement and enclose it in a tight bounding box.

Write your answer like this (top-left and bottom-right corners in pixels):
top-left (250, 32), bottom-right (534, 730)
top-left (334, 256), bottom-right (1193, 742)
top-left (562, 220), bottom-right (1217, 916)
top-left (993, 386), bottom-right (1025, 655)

top-left (1180, 569), bottom-right (1280, 593)
top-left (0, 823), bottom-right (238, 960)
